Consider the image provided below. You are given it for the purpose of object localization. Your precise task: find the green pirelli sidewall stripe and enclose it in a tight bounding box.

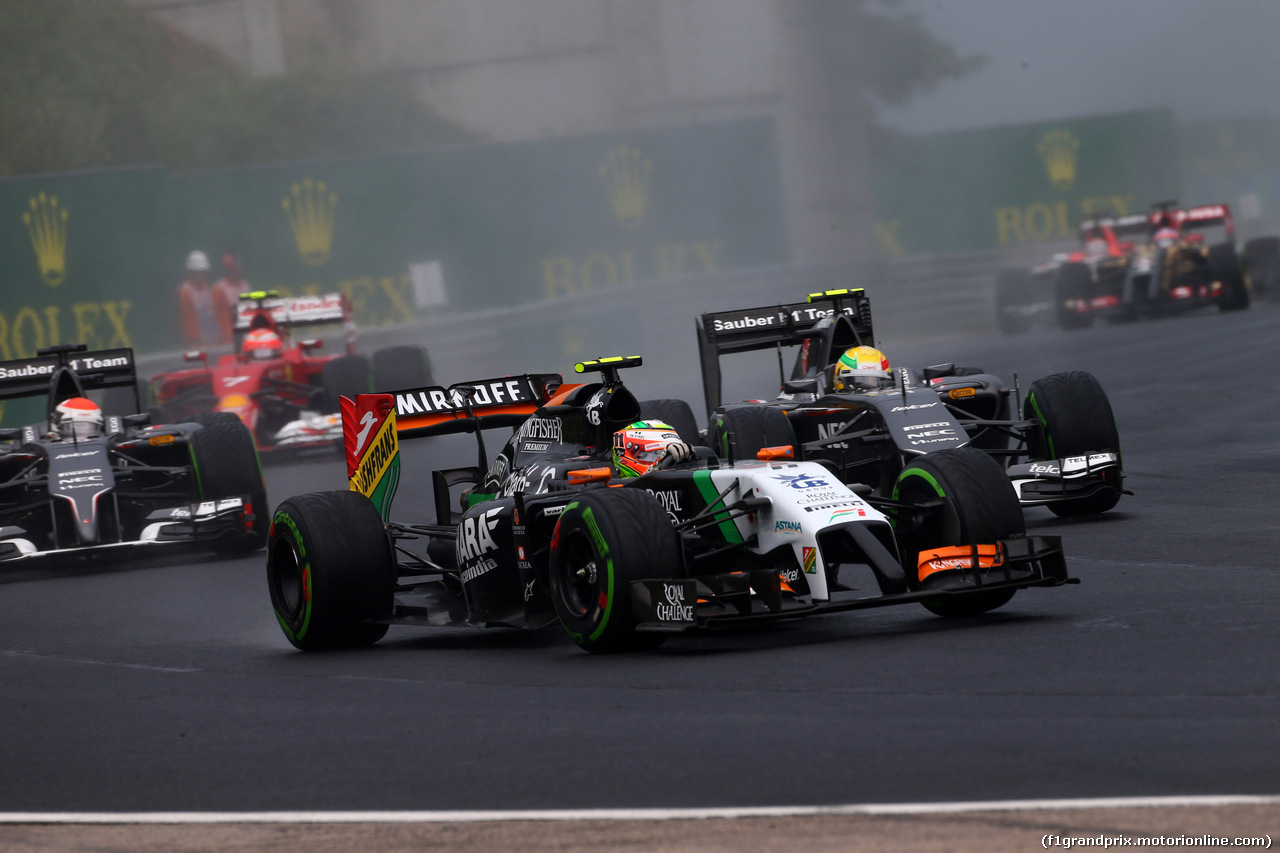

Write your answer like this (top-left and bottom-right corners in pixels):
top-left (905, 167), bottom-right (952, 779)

top-left (692, 470), bottom-right (745, 544)
top-left (271, 509), bottom-right (312, 641)
top-left (581, 506), bottom-right (615, 643)
top-left (1026, 392), bottom-right (1056, 460)
top-left (891, 468), bottom-right (946, 528)
top-left (188, 444), bottom-right (204, 499)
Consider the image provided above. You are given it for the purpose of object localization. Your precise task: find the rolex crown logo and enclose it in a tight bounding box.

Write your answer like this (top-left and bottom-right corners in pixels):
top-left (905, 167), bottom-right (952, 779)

top-left (23, 192), bottom-right (69, 287)
top-left (600, 146), bottom-right (652, 230)
top-left (1037, 129), bottom-right (1080, 192)
top-left (282, 178), bottom-right (337, 267)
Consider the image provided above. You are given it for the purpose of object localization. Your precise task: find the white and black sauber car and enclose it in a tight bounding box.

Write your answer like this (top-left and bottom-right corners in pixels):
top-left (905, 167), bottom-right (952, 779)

top-left (677, 289), bottom-right (1127, 519)
top-left (0, 345), bottom-right (266, 566)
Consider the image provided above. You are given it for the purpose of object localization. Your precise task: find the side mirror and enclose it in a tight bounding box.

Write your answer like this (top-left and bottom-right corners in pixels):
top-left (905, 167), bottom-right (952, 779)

top-left (922, 363), bottom-right (955, 381)
top-left (183, 350), bottom-right (207, 364)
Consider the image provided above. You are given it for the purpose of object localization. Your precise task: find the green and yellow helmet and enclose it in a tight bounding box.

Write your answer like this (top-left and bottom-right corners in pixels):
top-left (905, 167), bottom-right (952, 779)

top-left (612, 420), bottom-right (683, 478)
top-left (833, 346), bottom-right (892, 392)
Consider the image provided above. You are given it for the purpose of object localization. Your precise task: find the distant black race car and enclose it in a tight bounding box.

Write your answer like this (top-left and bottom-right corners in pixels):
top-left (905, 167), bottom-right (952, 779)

top-left (996, 203), bottom-right (1275, 331)
top-left (671, 289), bottom-right (1126, 519)
top-left (0, 345), bottom-right (267, 566)
top-left (265, 356), bottom-right (1072, 654)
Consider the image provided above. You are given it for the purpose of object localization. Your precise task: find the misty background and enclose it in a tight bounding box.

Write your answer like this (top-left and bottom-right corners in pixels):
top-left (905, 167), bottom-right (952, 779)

top-left (1, 0), bottom-right (1277, 416)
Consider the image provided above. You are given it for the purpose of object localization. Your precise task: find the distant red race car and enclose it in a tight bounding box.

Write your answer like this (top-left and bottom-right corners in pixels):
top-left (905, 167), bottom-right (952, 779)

top-left (149, 291), bottom-right (432, 454)
top-left (996, 202), bottom-right (1278, 332)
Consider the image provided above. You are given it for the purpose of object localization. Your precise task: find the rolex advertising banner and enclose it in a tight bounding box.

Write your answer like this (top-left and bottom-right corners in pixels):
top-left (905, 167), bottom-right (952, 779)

top-left (0, 117), bottom-right (786, 363)
top-left (873, 109), bottom-right (1179, 255)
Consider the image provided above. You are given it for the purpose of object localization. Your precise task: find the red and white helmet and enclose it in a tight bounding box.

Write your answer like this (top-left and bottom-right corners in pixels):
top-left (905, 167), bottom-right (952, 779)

top-left (1153, 226), bottom-right (1180, 248)
top-left (55, 397), bottom-right (103, 439)
top-left (242, 328), bottom-right (284, 361)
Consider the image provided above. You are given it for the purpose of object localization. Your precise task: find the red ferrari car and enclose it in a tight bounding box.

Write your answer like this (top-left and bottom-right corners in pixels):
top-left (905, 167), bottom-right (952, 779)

top-left (149, 291), bottom-right (432, 454)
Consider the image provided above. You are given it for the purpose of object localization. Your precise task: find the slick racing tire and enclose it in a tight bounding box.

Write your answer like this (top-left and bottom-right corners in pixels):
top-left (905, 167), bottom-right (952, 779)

top-left (548, 488), bottom-right (680, 653)
top-left (1024, 371), bottom-right (1122, 518)
top-left (1243, 236), bottom-right (1280, 301)
top-left (191, 411), bottom-right (268, 555)
top-left (1054, 262), bottom-right (1094, 330)
top-left (373, 345), bottom-right (434, 393)
top-left (892, 447), bottom-right (1023, 618)
top-left (1208, 242), bottom-right (1250, 312)
top-left (267, 490), bottom-right (394, 651)
top-left (320, 354), bottom-right (371, 413)
top-left (707, 406), bottom-right (796, 464)
top-left (995, 268), bottom-right (1033, 335)
top-left (639, 398), bottom-right (701, 445)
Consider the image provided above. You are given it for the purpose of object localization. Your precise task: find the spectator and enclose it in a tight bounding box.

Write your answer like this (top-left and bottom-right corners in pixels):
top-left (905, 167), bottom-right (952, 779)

top-left (177, 250), bottom-right (218, 346)
top-left (212, 249), bottom-right (250, 344)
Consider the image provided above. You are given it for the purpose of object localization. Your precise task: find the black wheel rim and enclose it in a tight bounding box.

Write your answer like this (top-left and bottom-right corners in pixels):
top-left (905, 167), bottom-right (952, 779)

top-left (271, 537), bottom-right (305, 620)
top-left (558, 529), bottom-right (601, 619)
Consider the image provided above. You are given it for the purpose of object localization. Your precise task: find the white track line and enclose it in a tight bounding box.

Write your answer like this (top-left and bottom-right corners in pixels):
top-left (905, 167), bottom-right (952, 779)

top-left (2, 795), bottom-right (1279, 824)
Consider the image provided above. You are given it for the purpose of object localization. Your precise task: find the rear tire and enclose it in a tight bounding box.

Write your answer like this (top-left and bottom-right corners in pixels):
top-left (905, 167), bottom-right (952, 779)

top-left (995, 268), bottom-right (1033, 334)
top-left (548, 488), bottom-right (680, 653)
top-left (372, 345), bottom-right (433, 393)
top-left (320, 354), bottom-right (371, 413)
top-left (1024, 371), bottom-right (1122, 517)
top-left (638, 399), bottom-right (700, 444)
top-left (1243, 236), bottom-right (1280, 301)
top-left (267, 490), bottom-right (394, 651)
top-left (1208, 242), bottom-right (1250, 311)
top-left (707, 406), bottom-right (796, 464)
top-left (191, 411), bottom-right (268, 555)
top-left (1054, 262), bottom-right (1094, 329)
top-left (892, 447), bottom-right (1023, 617)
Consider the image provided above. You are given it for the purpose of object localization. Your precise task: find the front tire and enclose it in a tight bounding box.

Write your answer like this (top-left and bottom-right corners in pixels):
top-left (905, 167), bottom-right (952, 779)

top-left (548, 488), bottom-right (681, 653)
top-left (1054, 262), bottom-right (1094, 329)
top-left (1024, 371), bottom-right (1122, 517)
top-left (1208, 242), bottom-right (1250, 312)
top-left (892, 447), bottom-right (1023, 617)
top-left (267, 490), bottom-right (394, 651)
top-left (191, 411), bottom-right (268, 555)
top-left (707, 406), bottom-right (796, 464)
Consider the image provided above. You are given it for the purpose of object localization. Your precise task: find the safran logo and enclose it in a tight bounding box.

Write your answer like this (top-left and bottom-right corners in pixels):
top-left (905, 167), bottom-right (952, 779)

top-left (23, 192), bottom-right (68, 287)
top-left (1037, 129), bottom-right (1080, 191)
top-left (599, 146), bottom-right (651, 230)
top-left (282, 178), bottom-right (336, 266)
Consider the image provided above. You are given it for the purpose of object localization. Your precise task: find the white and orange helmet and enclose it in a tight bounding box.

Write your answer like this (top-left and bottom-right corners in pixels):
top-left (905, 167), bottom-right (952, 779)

top-left (833, 346), bottom-right (892, 392)
top-left (55, 397), bottom-right (104, 439)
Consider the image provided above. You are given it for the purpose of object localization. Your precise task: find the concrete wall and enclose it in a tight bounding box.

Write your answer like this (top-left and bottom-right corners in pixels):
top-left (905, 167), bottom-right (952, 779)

top-left (126, 0), bottom-right (876, 270)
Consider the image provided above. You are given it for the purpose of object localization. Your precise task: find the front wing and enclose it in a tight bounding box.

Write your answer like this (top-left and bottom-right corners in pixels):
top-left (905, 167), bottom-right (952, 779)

top-left (629, 534), bottom-right (1072, 631)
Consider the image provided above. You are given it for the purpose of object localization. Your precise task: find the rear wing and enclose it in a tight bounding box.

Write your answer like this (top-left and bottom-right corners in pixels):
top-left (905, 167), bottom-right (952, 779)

top-left (1077, 213), bottom-right (1150, 240)
top-left (342, 373), bottom-right (562, 520)
top-left (1079, 204), bottom-right (1234, 241)
top-left (234, 291), bottom-right (356, 354)
top-left (697, 288), bottom-right (874, 418)
top-left (0, 345), bottom-right (137, 405)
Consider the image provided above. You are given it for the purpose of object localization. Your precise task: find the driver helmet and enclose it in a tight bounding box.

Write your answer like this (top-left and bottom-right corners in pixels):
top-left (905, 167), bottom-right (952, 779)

top-left (55, 397), bottom-right (104, 440)
top-left (1153, 226), bottom-right (1179, 248)
top-left (833, 346), bottom-right (892, 392)
top-left (242, 328), bottom-right (283, 361)
top-left (612, 420), bottom-right (683, 478)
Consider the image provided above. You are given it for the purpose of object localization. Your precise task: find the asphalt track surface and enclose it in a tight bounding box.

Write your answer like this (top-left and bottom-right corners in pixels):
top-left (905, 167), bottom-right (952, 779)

top-left (2, 303), bottom-right (1278, 819)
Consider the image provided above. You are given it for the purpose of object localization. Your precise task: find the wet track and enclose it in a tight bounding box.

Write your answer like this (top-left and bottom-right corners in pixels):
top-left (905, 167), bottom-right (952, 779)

top-left (2, 304), bottom-right (1278, 813)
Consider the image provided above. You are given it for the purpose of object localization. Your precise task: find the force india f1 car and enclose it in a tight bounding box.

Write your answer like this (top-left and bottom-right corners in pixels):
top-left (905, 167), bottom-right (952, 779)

top-left (0, 345), bottom-right (267, 566)
top-left (995, 202), bottom-right (1278, 332)
top-left (677, 289), bottom-right (1126, 520)
top-left (265, 356), bottom-right (1073, 654)
top-left (149, 291), bottom-right (432, 454)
